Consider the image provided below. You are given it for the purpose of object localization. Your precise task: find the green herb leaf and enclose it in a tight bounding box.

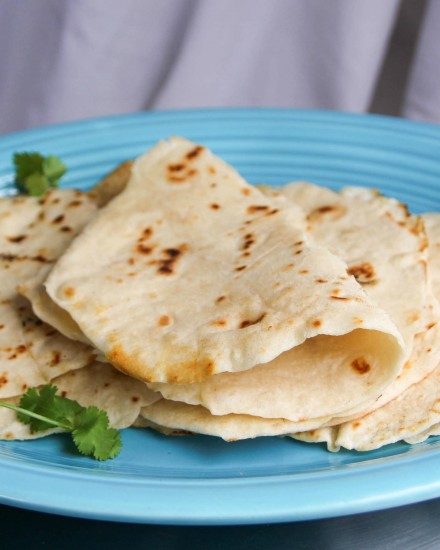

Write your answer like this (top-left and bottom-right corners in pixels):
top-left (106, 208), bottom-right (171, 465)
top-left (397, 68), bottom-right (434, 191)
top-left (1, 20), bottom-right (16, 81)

top-left (72, 406), bottom-right (122, 461)
top-left (13, 152), bottom-right (67, 196)
top-left (0, 385), bottom-right (121, 461)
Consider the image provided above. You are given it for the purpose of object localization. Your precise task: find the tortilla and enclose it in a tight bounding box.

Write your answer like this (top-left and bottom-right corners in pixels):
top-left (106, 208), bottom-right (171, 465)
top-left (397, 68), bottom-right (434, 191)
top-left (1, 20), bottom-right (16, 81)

top-left (0, 191), bottom-right (100, 398)
top-left (0, 361), bottom-right (160, 440)
top-left (44, 137), bottom-right (404, 433)
top-left (291, 211), bottom-right (440, 451)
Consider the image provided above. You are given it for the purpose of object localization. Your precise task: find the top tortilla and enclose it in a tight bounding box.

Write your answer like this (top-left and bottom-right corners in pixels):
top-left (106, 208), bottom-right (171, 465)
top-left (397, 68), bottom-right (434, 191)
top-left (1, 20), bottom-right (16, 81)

top-left (45, 138), bottom-right (404, 387)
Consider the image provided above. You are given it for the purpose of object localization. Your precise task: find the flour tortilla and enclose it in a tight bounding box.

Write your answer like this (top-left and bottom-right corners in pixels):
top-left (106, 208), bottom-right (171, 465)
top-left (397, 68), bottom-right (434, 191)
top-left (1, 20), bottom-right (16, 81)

top-left (292, 211), bottom-right (440, 451)
top-left (148, 181), bottom-right (431, 421)
top-left (0, 361), bottom-right (160, 440)
top-left (45, 138), bottom-right (404, 425)
top-left (261, 182), bottom-right (432, 350)
top-left (0, 190), bottom-right (100, 398)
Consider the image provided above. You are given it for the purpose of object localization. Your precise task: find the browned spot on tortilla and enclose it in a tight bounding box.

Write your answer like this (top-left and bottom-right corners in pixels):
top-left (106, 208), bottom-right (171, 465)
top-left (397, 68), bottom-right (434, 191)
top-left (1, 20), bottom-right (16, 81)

top-left (107, 344), bottom-right (215, 384)
top-left (137, 244), bottom-right (154, 255)
top-left (0, 253), bottom-right (54, 264)
top-left (212, 319), bottom-right (227, 327)
top-left (331, 295), bottom-right (349, 301)
top-left (240, 313), bottom-right (266, 329)
top-left (241, 188), bottom-right (251, 196)
top-left (140, 227), bottom-right (153, 240)
top-left (235, 265), bottom-right (246, 272)
top-left (347, 262), bottom-right (376, 284)
top-left (158, 315), bottom-right (171, 327)
top-left (210, 203), bottom-right (221, 210)
top-left (0, 374), bottom-right (8, 387)
top-left (208, 166), bottom-right (216, 175)
top-left (50, 351), bottom-right (62, 366)
top-left (0, 324), bottom-right (4, 330)
top-left (311, 319), bottom-right (322, 327)
top-left (247, 205), bottom-right (269, 214)
top-left (352, 422), bottom-right (361, 429)
top-left (64, 287), bottom-right (75, 298)
top-left (426, 322), bottom-right (437, 330)
top-left (168, 163), bottom-right (185, 172)
top-left (52, 214), bottom-right (65, 224)
top-left (68, 200), bottom-right (83, 207)
top-left (316, 279), bottom-right (328, 283)
top-left (299, 269), bottom-right (309, 274)
top-left (16, 345), bottom-right (27, 354)
top-left (186, 145), bottom-right (204, 160)
top-left (7, 235), bottom-right (27, 243)
top-left (351, 358), bottom-right (371, 375)
top-left (294, 250), bottom-right (303, 255)
top-left (215, 295), bottom-right (226, 304)
top-left (242, 237), bottom-right (254, 250)
top-left (131, 396), bottom-right (139, 403)
top-left (60, 226), bottom-right (73, 233)
top-left (307, 203), bottom-right (347, 222)
top-left (266, 208), bottom-right (279, 216)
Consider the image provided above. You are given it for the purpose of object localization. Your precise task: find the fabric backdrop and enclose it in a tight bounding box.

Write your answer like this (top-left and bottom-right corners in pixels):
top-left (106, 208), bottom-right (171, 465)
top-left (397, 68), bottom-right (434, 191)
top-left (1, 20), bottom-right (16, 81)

top-left (0, 0), bottom-right (437, 135)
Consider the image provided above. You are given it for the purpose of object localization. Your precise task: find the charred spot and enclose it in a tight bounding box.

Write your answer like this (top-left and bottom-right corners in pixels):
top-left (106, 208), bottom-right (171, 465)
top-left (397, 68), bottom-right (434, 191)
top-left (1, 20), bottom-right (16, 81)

top-left (60, 390), bottom-right (68, 397)
top-left (0, 253), bottom-right (17, 261)
top-left (52, 214), bottom-right (65, 224)
top-left (158, 315), bottom-right (171, 327)
top-left (131, 396), bottom-right (140, 403)
top-left (247, 205), bottom-right (269, 215)
top-left (157, 260), bottom-right (174, 275)
top-left (242, 238), bottom-right (255, 250)
top-left (141, 227), bottom-right (153, 240)
top-left (210, 203), bottom-right (221, 210)
top-left (215, 295), bottom-right (226, 304)
top-left (22, 383), bottom-right (28, 391)
top-left (32, 254), bottom-right (53, 263)
top-left (266, 208), bottom-right (279, 216)
top-left (307, 204), bottom-right (346, 222)
top-left (242, 251), bottom-right (251, 257)
top-left (7, 235), bottom-right (27, 243)
top-left (294, 250), bottom-right (303, 255)
top-left (240, 313), bottom-right (266, 329)
top-left (68, 200), bottom-right (83, 207)
top-left (137, 244), bottom-right (154, 255)
top-left (50, 351), bottom-right (62, 366)
top-left (186, 145), bottom-right (204, 160)
top-left (64, 287), bottom-right (75, 298)
top-left (316, 279), bottom-right (328, 283)
top-left (235, 265), bottom-right (246, 272)
top-left (347, 262), bottom-right (376, 284)
top-left (0, 324), bottom-right (4, 330)
top-left (16, 345), bottom-right (27, 354)
top-left (164, 248), bottom-right (182, 258)
top-left (168, 163), bottom-right (186, 172)
top-left (60, 226), bottom-right (73, 233)
top-left (351, 358), bottom-right (371, 375)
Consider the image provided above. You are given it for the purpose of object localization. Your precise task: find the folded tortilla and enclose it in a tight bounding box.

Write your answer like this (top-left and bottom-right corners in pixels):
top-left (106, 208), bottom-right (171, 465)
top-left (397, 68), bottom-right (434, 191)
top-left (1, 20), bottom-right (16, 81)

top-left (43, 139), bottom-right (404, 432)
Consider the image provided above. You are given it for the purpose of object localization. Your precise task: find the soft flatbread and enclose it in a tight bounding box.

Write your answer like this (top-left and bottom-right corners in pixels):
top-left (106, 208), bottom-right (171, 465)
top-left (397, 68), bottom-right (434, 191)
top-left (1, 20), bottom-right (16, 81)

top-left (44, 138), bottom-right (404, 431)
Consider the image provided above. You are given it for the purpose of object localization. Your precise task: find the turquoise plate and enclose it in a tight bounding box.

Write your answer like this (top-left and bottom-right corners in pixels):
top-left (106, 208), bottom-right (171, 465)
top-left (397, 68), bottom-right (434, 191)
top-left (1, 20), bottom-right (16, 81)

top-left (1, 109), bottom-right (440, 525)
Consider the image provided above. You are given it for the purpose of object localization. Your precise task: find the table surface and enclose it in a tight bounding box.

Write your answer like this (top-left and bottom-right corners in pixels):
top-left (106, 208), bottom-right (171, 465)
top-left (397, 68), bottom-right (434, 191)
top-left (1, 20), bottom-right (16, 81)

top-left (2, 498), bottom-right (440, 550)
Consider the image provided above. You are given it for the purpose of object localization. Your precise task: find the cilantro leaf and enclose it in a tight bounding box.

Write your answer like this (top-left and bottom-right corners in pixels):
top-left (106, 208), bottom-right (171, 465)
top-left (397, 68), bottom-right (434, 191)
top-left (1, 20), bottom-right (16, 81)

top-left (72, 406), bottom-right (122, 461)
top-left (13, 152), bottom-right (67, 196)
top-left (42, 155), bottom-right (67, 184)
top-left (0, 385), bottom-right (121, 461)
top-left (18, 385), bottom-right (81, 431)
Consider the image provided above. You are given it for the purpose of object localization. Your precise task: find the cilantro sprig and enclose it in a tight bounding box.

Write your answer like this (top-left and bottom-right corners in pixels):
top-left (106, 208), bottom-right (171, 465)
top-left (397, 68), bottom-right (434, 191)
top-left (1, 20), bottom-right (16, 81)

top-left (13, 152), bottom-right (67, 196)
top-left (0, 385), bottom-right (121, 461)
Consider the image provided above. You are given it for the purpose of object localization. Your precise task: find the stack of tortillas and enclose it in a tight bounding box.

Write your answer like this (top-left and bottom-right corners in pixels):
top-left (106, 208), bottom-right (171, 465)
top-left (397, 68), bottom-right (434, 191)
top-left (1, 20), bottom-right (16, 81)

top-left (1, 136), bottom-right (439, 453)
